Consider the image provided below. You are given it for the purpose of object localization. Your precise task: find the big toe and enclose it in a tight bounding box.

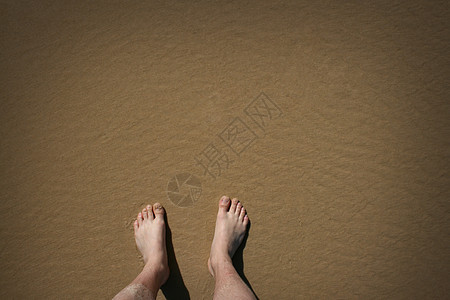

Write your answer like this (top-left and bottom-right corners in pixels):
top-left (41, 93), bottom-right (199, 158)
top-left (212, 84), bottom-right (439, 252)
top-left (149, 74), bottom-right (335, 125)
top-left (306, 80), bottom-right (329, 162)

top-left (218, 196), bottom-right (231, 213)
top-left (153, 203), bottom-right (165, 220)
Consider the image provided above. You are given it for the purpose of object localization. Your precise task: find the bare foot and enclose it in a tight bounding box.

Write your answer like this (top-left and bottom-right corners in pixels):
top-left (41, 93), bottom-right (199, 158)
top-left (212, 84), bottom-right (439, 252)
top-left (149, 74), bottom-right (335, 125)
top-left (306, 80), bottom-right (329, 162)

top-left (208, 196), bottom-right (249, 277)
top-left (133, 203), bottom-right (170, 289)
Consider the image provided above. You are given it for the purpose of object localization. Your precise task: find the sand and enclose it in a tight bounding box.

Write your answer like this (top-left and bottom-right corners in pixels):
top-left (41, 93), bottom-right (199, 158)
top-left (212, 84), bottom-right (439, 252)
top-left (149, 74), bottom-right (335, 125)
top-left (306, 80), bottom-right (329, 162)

top-left (0, 0), bottom-right (449, 299)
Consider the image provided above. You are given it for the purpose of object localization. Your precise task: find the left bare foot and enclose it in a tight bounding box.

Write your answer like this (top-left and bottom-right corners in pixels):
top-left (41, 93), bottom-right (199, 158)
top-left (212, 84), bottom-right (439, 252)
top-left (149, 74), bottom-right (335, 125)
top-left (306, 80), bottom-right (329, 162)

top-left (133, 203), bottom-right (170, 288)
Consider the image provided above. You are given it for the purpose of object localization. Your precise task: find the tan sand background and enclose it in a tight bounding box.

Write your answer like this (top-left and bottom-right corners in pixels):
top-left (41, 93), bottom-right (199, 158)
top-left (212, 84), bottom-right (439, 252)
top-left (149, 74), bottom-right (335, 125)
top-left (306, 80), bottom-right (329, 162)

top-left (1, 0), bottom-right (449, 299)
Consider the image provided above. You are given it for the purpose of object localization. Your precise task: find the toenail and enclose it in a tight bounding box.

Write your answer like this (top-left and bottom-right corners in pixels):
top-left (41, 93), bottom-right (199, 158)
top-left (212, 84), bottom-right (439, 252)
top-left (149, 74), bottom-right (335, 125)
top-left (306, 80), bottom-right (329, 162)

top-left (221, 196), bottom-right (229, 203)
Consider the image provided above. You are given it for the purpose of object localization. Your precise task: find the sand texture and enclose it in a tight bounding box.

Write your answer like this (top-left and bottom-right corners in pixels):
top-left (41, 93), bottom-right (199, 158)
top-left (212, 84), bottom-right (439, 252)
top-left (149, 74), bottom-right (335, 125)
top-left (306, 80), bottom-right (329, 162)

top-left (1, 1), bottom-right (449, 299)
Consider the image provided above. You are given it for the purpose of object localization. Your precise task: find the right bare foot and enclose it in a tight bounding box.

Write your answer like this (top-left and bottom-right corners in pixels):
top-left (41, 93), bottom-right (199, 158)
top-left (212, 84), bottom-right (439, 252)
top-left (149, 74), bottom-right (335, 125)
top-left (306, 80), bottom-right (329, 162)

top-left (208, 196), bottom-right (249, 277)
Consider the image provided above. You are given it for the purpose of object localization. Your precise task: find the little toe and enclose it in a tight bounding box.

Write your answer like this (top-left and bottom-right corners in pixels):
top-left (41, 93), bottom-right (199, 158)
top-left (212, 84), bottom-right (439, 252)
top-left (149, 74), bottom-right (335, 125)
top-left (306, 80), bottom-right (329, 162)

top-left (243, 214), bottom-right (249, 226)
top-left (137, 212), bottom-right (143, 225)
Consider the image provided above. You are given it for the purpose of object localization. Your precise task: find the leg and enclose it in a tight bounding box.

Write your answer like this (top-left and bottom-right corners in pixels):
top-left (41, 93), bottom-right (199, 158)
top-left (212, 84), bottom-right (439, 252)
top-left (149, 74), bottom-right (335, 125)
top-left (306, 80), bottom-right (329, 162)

top-left (208, 196), bottom-right (256, 300)
top-left (113, 203), bottom-right (170, 300)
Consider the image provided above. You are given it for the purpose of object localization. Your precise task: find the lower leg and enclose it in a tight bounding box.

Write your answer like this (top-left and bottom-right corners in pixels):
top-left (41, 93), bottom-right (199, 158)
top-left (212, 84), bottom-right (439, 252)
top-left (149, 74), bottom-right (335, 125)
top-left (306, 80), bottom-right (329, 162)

top-left (209, 196), bottom-right (256, 300)
top-left (113, 282), bottom-right (154, 300)
top-left (113, 203), bottom-right (170, 300)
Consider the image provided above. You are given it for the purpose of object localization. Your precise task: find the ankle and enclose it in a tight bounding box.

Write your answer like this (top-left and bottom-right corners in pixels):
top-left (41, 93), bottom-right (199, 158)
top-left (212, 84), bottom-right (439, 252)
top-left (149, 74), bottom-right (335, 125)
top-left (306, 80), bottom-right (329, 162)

top-left (143, 259), bottom-right (167, 271)
top-left (210, 254), bottom-right (234, 274)
top-left (140, 262), bottom-right (169, 289)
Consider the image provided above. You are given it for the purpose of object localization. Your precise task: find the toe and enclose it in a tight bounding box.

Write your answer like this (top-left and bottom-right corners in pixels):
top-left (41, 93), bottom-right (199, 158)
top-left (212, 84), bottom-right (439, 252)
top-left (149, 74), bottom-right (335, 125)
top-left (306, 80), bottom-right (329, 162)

top-left (147, 204), bottom-right (154, 220)
top-left (230, 198), bottom-right (238, 213)
top-left (133, 220), bottom-right (138, 231)
top-left (153, 203), bottom-right (165, 220)
top-left (236, 202), bottom-right (242, 215)
top-left (218, 196), bottom-right (231, 214)
top-left (239, 207), bottom-right (246, 221)
top-left (137, 212), bottom-right (143, 225)
top-left (142, 207), bottom-right (148, 220)
top-left (243, 214), bottom-right (249, 226)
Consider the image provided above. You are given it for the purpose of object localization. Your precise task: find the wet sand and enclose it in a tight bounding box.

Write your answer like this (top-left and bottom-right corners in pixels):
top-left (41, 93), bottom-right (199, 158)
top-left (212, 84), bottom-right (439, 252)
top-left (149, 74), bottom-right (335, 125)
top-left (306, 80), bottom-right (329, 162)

top-left (1, 1), bottom-right (449, 299)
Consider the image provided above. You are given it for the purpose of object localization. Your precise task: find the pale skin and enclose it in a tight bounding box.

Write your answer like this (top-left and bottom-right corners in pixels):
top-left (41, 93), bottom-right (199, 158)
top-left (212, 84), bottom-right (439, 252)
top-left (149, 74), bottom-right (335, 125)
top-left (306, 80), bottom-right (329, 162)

top-left (113, 196), bottom-right (256, 300)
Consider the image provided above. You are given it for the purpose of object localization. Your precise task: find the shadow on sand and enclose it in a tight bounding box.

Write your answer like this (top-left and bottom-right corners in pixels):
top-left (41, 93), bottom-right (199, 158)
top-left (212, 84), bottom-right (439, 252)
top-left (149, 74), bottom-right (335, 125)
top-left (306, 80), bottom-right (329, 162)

top-left (160, 212), bottom-right (190, 300)
top-left (232, 220), bottom-right (259, 300)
